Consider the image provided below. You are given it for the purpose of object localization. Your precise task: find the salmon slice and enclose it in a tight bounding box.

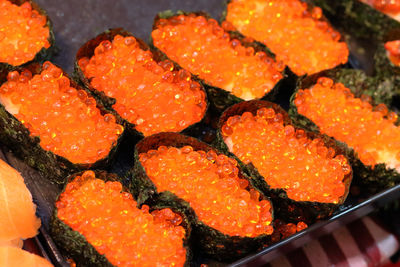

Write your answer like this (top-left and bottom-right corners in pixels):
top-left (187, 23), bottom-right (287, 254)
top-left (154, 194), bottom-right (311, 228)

top-left (0, 246), bottom-right (53, 267)
top-left (0, 159), bottom-right (41, 245)
top-left (0, 239), bottom-right (23, 248)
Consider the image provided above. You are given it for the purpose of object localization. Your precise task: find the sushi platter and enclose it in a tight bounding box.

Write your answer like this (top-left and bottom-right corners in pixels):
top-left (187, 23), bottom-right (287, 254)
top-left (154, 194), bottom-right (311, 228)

top-left (1, 0), bottom-right (400, 266)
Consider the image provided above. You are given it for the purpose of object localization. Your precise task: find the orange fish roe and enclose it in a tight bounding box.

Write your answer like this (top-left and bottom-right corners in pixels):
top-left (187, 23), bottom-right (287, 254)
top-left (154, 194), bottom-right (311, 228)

top-left (295, 77), bottom-right (400, 171)
top-left (272, 220), bottom-right (308, 242)
top-left (56, 171), bottom-right (187, 267)
top-left (384, 40), bottom-right (400, 66)
top-left (78, 34), bottom-right (206, 136)
top-left (151, 14), bottom-right (283, 100)
top-left (225, 0), bottom-right (349, 76)
top-left (221, 109), bottom-right (349, 203)
top-left (0, 0), bottom-right (50, 66)
top-left (139, 146), bottom-right (273, 237)
top-left (0, 62), bottom-right (122, 164)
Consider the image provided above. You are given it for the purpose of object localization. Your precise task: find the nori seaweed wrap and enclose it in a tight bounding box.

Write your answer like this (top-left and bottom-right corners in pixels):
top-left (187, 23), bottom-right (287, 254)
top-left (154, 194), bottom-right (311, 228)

top-left (375, 37), bottom-right (400, 77)
top-left (50, 170), bottom-right (191, 266)
top-left (372, 31), bottom-right (400, 107)
top-left (129, 132), bottom-right (274, 262)
top-left (290, 69), bottom-right (400, 194)
top-left (0, 62), bottom-right (125, 184)
top-left (312, 0), bottom-right (400, 41)
top-left (214, 100), bottom-right (352, 224)
top-left (328, 68), bottom-right (397, 107)
top-left (75, 28), bottom-right (208, 139)
top-left (150, 10), bottom-right (285, 112)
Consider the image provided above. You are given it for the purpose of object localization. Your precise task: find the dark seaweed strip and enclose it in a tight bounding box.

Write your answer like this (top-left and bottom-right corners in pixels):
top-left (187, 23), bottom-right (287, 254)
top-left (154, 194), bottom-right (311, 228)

top-left (312, 0), bottom-right (400, 41)
top-left (373, 33), bottom-right (400, 108)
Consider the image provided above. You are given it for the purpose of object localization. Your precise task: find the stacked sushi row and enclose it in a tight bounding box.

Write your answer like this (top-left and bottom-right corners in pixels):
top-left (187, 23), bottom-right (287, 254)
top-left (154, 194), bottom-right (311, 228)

top-left (0, 1), bottom-right (199, 266)
top-left (0, 0), bottom-right (399, 266)
top-left (0, 1), bottom-right (56, 265)
top-left (0, 2), bottom-right (209, 183)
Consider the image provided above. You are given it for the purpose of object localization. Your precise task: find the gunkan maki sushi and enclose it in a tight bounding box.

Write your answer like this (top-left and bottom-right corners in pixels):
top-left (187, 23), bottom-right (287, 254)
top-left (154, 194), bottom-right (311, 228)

top-left (223, 0), bottom-right (349, 76)
top-left (51, 170), bottom-right (190, 266)
top-left (151, 12), bottom-right (284, 110)
top-left (292, 76), bottom-right (400, 191)
top-left (132, 132), bottom-right (273, 261)
top-left (216, 100), bottom-right (352, 223)
top-left (0, 62), bottom-right (124, 183)
top-left (0, 0), bottom-right (55, 68)
top-left (76, 29), bottom-right (207, 137)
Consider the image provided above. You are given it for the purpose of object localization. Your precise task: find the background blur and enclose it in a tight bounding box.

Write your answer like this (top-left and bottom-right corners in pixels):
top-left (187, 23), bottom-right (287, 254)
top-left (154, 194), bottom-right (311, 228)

top-left (35, 0), bottom-right (225, 73)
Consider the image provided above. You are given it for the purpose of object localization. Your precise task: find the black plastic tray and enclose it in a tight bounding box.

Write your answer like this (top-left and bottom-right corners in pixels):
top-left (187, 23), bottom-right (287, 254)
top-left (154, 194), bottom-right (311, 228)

top-left (1, 0), bottom-right (399, 266)
top-left (231, 185), bottom-right (400, 266)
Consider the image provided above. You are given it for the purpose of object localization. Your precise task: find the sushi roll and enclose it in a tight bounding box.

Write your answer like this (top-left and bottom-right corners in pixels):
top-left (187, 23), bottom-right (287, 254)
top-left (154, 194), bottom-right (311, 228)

top-left (291, 74), bottom-right (400, 193)
top-left (0, 0), bottom-right (55, 70)
top-left (76, 28), bottom-right (207, 138)
top-left (0, 246), bottom-right (53, 267)
top-left (51, 170), bottom-right (190, 266)
top-left (223, 0), bottom-right (349, 76)
top-left (312, 0), bottom-right (400, 41)
top-left (0, 159), bottom-right (41, 247)
top-left (131, 132), bottom-right (274, 261)
top-left (0, 62), bottom-right (124, 184)
top-left (215, 100), bottom-right (352, 223)
top-left (151, 11), bottom-right (284, 111)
